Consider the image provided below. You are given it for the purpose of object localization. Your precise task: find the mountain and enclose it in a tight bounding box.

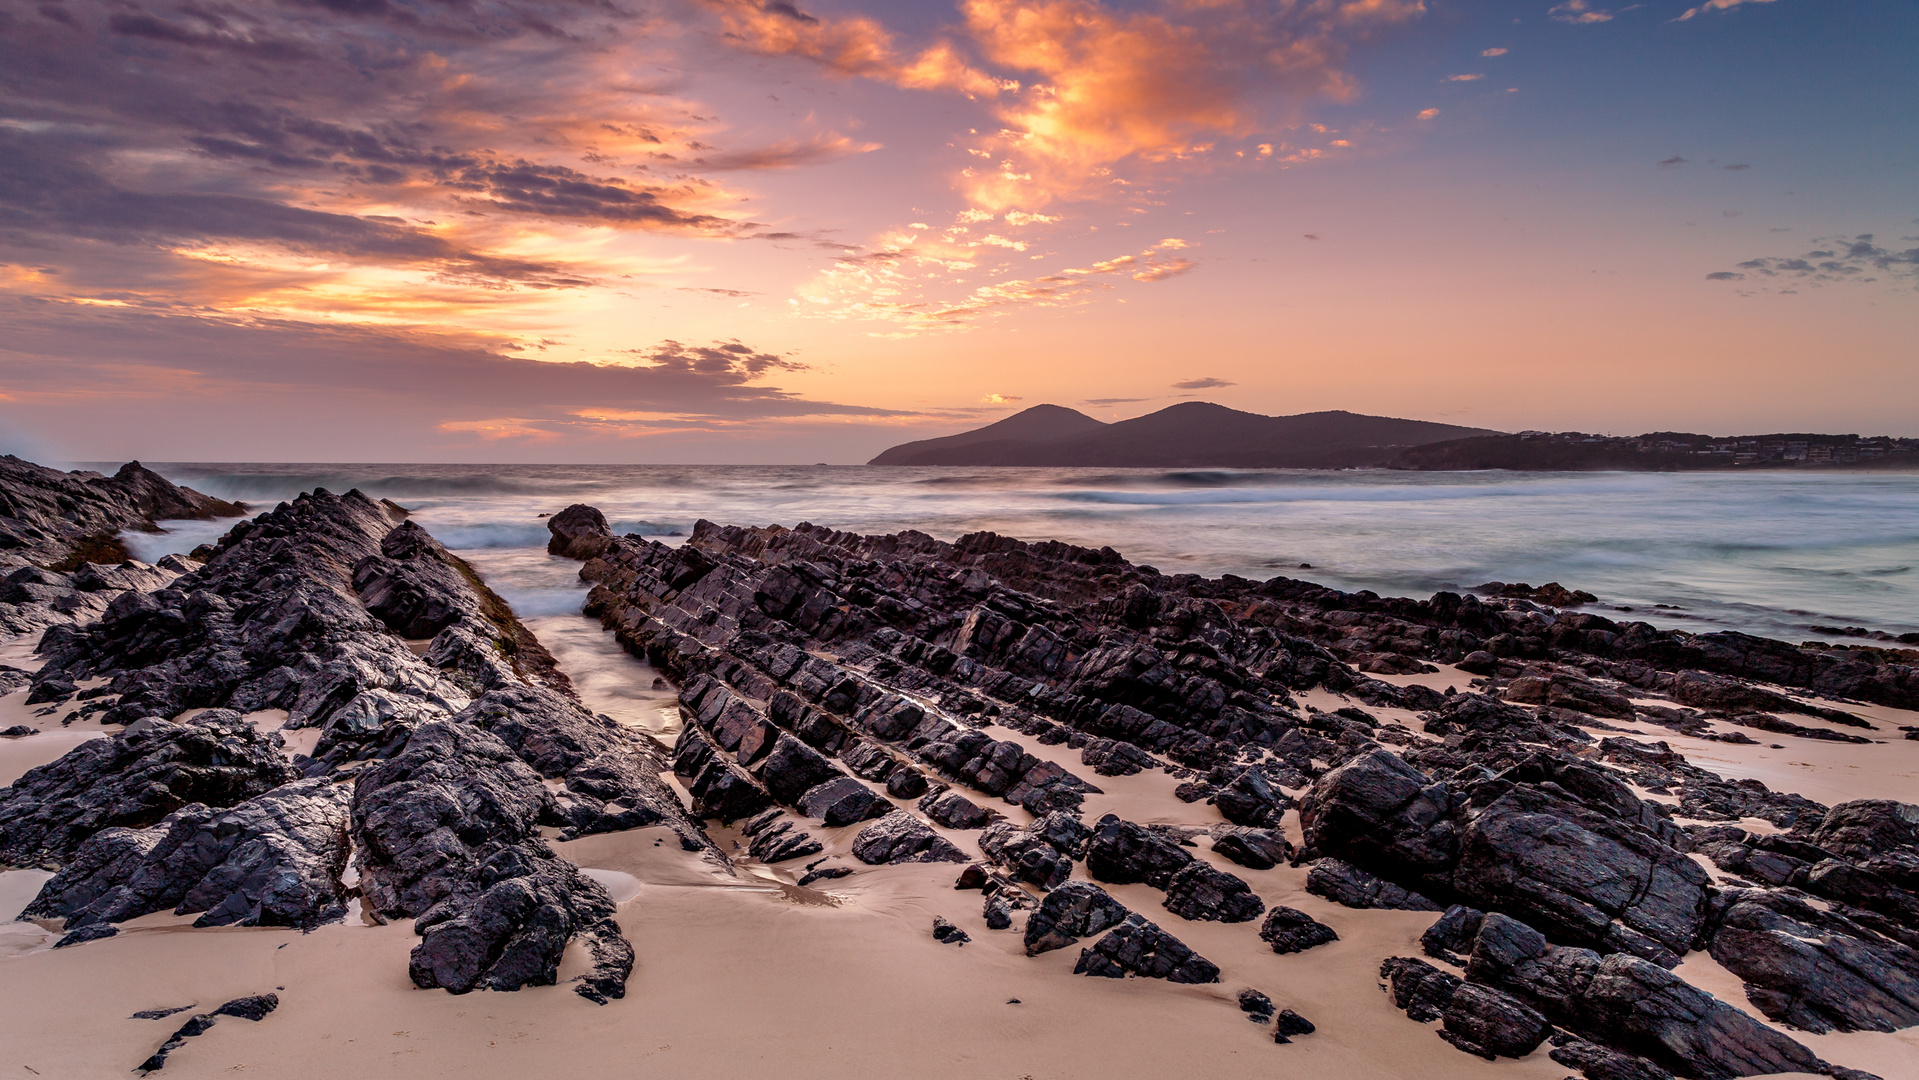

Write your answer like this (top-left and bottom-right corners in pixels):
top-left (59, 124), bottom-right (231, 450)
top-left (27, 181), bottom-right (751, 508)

top-left (868, 402), bottom-right (1498, 468)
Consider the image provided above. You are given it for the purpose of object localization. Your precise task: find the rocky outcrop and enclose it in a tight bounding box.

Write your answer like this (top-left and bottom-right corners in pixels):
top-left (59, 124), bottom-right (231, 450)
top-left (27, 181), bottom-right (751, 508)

top-left (137, 993), bottom-right (278, 1073)
top-left (1072, 913), bottom-right (1219, 983)
top-left (0, 710), bottom-right (296, 868)
top-left (850, 811), bottom-right (968, 865)
top-left (23, 778), bottom-right (350, 930)
top-left (0, 456), bottom-right (242, 575)
top-left (1706, 888), bottom-right (1919, 1033)
top-left (1024, 880), bottom-right (1130, 955)
top-left (1260, 906), bottom-right (1338, 953)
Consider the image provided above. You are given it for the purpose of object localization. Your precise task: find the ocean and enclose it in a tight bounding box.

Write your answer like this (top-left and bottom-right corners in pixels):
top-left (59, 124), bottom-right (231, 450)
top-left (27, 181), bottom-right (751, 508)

top-left (115, 464), bottom-right (1919, 646)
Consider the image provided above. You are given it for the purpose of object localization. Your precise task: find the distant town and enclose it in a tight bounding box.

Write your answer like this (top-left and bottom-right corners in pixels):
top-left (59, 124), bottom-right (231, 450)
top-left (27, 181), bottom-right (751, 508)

top-left (1512, 431), bottom-right (1919, 465)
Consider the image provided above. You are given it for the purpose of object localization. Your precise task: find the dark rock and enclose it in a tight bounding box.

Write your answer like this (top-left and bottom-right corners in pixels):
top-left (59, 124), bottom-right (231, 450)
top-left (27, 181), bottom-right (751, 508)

top-left (1420, 904), bottom-right (1484, 960)
top-left (1209, 826), bottom-right (1292, 870)
top-left (885, 769), bottom-right (929, 799)
top-left (920, 789), bottom-right (991, 830)
top-left (54, 922), bottom-right (119, 947)
top-left (1438, 982), bottom-right (1553, 1058)
top-left (932, 915), bottom-right (971, 945)
top-left (1298, 748), bottom-right (1460, 879)
top-left (1271, 1009), bottom-right (1316, 1042)
top-left (796, 864), bottom-right (853, 887)
top-left (1160, 861), bottom-right (1265, 923)
top-left (23, 778), bottom-right (351, 931)
top-left (136, 993), bottom-right (278, 1072)
top-left (546, 504), bottom-right (614, 561)
top-left (978, 816), bottom-right (1080, 890)
top-left (796, 775), bottom-right (889, 827)
top-left (1811, 799), bottom-right (1919, 860)
top-left (1305, 858), bottom-right (1440, 911)
top-left (1024, 880), bottom-right (1130, 955)
top-left (1259, 906), bottom-right (1338, 953)
top-left (851, 811), bottom-right (969, 865)
top-left (1083, 813), bottom-right (1195, 888)
top-left (1238, 987), bottom-right (1275, 1021)
top-left (1072, 913), bottom-right (1220, 983)
top-left (984, 893), bottom-right (1014, 929)
top-left (2, 724), bottom-right (40, 736)
top-left (1457, 651), bottom-right (1499, 675)
top-left (1381, 955), bottom-right (1463, 1021)
top-left (1465, 912), bottom-right (1830, 1080)
top-left (1214, 765), bottom-right (1288, 826)
top-left (0, 710), bottom-right (296, 869)
top-left (1706, 887), bottom-right (1919, 1034)
top-left (740, 811), bottom-right (824, 864)
top-left (1548, 1040), bottom-right (1678, 1080)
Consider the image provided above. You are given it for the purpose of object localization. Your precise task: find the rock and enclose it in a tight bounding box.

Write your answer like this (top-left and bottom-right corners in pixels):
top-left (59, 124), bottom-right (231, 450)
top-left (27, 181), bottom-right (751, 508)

top-left (1238, 987), bottom-right (1275, 1021)
top-left (1548, 1040), bottom-right (1678, 1080)
top-left (1811, 800), bottom-right (1919, 860)
top-left (1079, 737), bottom-right (1159, 776)
top-left (1072, 913), bottom-right (1220, 983)
top-left (1420, 904), bottom-right (1485, 960)
top-left (984, 893), bottom-right (1014, 930)
top-left (1160, 862), bottom-right (1265, 923)
top-left (796, 775), bottom-right (889, 827)
top-left (1083, 814), bottom-right (1195, 888)
top-left (1259, 906), bottom-right (1338, 953)
top-left (796, 864), bottom-right (853, 887)
top-left (851, 811), bottom-right (969, 865)
top-left (1380, 955), bottom-right (1463, 1021)
top-left (740, 811), bottom-right (824, 864)
top-left (1438, 982), bottom-right (1553, 1058)
top-left (1024, 881), bottom-right (1130, 955)
top-left (1457, 651), bottom-right (1499, 675)
top-left (1271, 1009), bottom-right (1316, 1042)
top-left (2, 724), bottom-right (40, 736)
top-left (54, 922), bottom-right (119, 947)
top-left (0, 455), bottom-right (240, 576)
top-left (546, 504), bottom-right (614, 561)
top-left (885, 769), bottom-right (929, 799)
top-left (23, 778), bottom-right (352, 931)
top-left (1298, 748), bottom-right (1460, 879)
top-left (1214, 765), bottom-right (1287, 827)
top-left (920, 789), bottom-right (991, 830)
top-left (1705, 887), bottom-right (1919, 1034)
top-left (1209, 826), bottom-right (1292, 870)
top-left (1305, 858), bottom-right (1440, 911)
top-left (0, 710), bottom-right (296, 868)
top-left (1464, 912), bottom-right (1832, 1080)
top-left (932, 915), bottom-right (971, 945)
top-left (978, 817), bottom-right (1079, 890)
top-left (136, 993), bottom-right (278, 1072)
top-left (351, 721), bottom-right (632, 1003)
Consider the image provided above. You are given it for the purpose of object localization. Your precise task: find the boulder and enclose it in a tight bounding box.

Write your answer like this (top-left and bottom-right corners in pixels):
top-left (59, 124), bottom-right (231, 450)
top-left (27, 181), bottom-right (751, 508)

top-left (1072, 914), bottom-right (1220, 984)
top-left (851, 811), bottom-right (969, 865)
top-left (1305, 858), bottom-right (1440, 911)
top-left (796, 776), bottom-right (889, 827)
top-left (1083, 814), bottom-right (1195, 888)
top-left (1160, 862), bottom-right (1265, 923)
top-left (1811, 800), bottom-right (1919, 860)
top-left (1024, 881), bottom-right (1130, 955)
top-left (1214, 765), bottom-right (1287, 827)
top-left (1209, 826), bottom-right (1293, 870)
top-left (1260, 906), bottom-right (1338, 953)
top-left (1706, 888), bottom-right (1919, 1034)
top-left (920, 789), bottom-right (991, 830)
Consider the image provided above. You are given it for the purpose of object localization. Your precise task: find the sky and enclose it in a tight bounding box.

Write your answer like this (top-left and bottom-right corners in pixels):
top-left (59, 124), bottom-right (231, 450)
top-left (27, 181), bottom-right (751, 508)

top-left (0, 0), bottom-right (1914, 463)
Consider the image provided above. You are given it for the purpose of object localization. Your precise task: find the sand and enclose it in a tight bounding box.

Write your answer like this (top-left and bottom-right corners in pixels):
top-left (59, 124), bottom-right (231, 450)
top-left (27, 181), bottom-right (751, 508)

top-left (1, 652), bottom-right (1913, 1078)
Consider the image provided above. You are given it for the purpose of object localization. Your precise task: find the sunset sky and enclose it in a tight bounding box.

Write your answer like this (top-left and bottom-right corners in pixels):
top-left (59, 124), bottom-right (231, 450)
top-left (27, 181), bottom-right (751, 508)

top-left (1, 0), bottom-right (1914, 463)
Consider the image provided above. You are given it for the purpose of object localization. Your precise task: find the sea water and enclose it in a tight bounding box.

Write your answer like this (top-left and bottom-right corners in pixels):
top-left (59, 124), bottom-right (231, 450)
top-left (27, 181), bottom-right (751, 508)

top-left (114, 464), bottom-right (1919, 643)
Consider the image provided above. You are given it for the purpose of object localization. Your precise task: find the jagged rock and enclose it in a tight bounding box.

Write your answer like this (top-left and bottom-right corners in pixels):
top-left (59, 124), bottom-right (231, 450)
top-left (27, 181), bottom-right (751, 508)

top-left (23, 778), bottom-right (351, 930)
top-left (0, 710), bottom-right (296, 868)
top-left (1381, 955), bottom-right (1462, 1021)
top-left (932, 915), bottom-right (971, 945)
top-left (1072, 913), bottom-right (1219, 983)
top-left (978, 816), bottom-right (1080, 890)
top-left (1024, 881), bottom-right (1130, 955)
top-left (984, 893), bottom-right (1014, 929)
top-left (1271, 1009), bottom-right (1316, 1042)
top-left (1549, 1040), bottom-right (1678, 1080)
top-left (1305, 858), bottom-right (1440, 911)
top-left (1811, 800), bottom-right (1919, 860)
top-left (850, 811), bottom-right (968, 864)
top-left (136, 993), bottom-right (278, 1073)
top-left (1083, 814), bottom-right (1195, 888)
top-left (1465, 913), bottom-right (1832, 1080)
top-left (1160, 862), bottom-right (1264, 923)
top-left (1209, 826), bottom-right (1292, 870)
top-left (1260, 906), bottom-right (1338, 953)
top-left (919, 789), bottom-right (991, 830)
top-left (796, 776), bottom-right (890, 827)
top-left (351, 721), bottom-right (631, 1002)
top-left (2, 724), bottom-right (41, 736)
top-left (1299, 748), bottom-right (1460, 878)
top-left (740, 810), bottom-right (824, 863)
top-left (546, 504), bottom-right (614, 561)
top-left (1421, 904), bottom-right (1485, 960)
top-left (1438, 982), bottom-right (1553, 1059)
top-left (1706, 887), bottom-right (1919, 1033)
top-left (885, 769), bottom-right (929, 799)
top-left (1214, 765), bottom-right (1288, 827)
top-left (0, 456), bottom-right (240, 575)
top-left (1238, 987), bottom-right (1275, 1021)
top-left (1079, 737), bottom-right (1158, 776)
top-left (352, 521), bottom-right (482, 639)
top-left (54, 922), bottom-right (118, 947)
top-left (754, 732), bottom-right (845, 805)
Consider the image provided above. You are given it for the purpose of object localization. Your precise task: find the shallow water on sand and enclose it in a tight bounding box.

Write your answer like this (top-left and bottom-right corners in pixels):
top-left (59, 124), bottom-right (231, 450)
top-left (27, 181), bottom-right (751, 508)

top-left (115, 463), bottom-right (1919, 642)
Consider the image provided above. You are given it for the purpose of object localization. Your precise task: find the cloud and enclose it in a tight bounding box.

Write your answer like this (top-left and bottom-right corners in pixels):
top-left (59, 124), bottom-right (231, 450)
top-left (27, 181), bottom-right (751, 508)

top-left (1482, 47), bottom-right (1509, 56)
top-left (1445, 74), bottom-right (1485, 82)
top-left (1724, 163), bottom-right (1751, 170)
top-left (1550, 1), bottom-right (1614, 23)
top-left (980, 393), bottom-right (1022, 404)
top-left (1172, 376), bottom-right (1234, 390)
top-left (708, 0), bottom-right (1426, 211)
top-left (1675, 0), bottom-right (1781, 20)
top-left (691, 132), bottom-right (884, 170)
top-left (1417, 108), bottom-right (1441, 120)
top-left (1082, 397), bottom-right (1150, 405)
top-left (1659, 156), bottom-right (1688, 166)
top-left (1705, 233), bottom-right (1919, 291)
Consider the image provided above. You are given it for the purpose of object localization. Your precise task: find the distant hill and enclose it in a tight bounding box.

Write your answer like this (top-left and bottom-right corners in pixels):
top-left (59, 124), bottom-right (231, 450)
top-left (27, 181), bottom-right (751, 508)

top-left (1389, 431), bottom-right (1919, 471)
top-left (869, 402), bottom-right (1499, 468)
